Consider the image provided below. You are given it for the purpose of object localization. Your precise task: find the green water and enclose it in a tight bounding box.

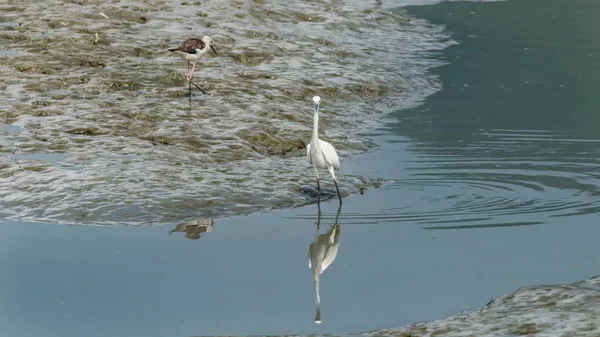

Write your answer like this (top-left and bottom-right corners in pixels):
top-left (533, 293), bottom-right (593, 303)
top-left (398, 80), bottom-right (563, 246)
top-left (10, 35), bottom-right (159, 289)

top-left (405, 0), bottom-right (600, 135)
top-left (383, 0), bottom-right (600, 228)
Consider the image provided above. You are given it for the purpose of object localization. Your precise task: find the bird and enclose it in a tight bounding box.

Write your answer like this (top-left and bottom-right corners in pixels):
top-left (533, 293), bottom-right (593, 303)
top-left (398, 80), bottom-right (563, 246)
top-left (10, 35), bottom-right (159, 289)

top-left (308, 203), bottom-right (342, 324)
top-left (307, 96), bottom-right (342, 203)
top-left (168, 35), bottom-right (217, 95)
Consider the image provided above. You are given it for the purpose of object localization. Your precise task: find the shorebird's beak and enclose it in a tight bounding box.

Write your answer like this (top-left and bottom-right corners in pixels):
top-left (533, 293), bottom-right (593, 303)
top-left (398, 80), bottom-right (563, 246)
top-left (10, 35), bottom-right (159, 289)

top-left (210, 45), bottom-right (218, 56)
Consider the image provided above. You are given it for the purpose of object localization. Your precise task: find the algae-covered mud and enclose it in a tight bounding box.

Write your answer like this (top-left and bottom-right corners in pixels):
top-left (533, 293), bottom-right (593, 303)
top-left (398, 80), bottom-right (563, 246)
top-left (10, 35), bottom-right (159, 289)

top-left (0, 0), bottom-right (452, 225)
top-left (369, 277), bottom-right (600, 336)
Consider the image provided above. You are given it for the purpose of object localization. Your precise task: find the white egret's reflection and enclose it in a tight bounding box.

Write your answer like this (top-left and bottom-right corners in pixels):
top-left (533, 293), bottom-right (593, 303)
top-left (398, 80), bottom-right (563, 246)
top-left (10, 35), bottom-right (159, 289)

top-left (169, 220), bottom-right (214, 240)
top-left (308, 203), bottom-right (342, 324)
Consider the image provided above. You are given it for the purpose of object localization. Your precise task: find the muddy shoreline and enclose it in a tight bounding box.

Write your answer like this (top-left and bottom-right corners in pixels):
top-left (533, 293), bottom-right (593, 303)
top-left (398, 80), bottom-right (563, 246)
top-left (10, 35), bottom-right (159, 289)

top-left (0, 0), bottom-right (451, 225)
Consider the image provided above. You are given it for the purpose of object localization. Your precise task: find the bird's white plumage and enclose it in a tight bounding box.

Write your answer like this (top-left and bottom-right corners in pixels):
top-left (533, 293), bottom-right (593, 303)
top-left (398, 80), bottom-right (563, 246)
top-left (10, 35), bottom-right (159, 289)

top-left (170, 36), bottom-right (216, 62)
top-left (306, 140), bottom-right (340, 170)
top-left (306, 96), bottom-right (342, 202)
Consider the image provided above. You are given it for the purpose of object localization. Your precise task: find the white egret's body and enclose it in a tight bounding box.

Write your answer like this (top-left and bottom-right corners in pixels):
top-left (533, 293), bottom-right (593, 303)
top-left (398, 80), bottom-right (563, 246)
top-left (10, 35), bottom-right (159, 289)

top-left (308, 204), bottom-right (342, 324)
top-left (307, 96), bottom-right (342, 203)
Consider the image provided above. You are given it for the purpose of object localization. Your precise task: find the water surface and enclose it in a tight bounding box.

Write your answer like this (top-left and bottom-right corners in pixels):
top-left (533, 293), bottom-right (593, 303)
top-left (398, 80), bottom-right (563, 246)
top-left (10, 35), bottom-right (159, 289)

top-left (2, 0), bottom-right (600, 336)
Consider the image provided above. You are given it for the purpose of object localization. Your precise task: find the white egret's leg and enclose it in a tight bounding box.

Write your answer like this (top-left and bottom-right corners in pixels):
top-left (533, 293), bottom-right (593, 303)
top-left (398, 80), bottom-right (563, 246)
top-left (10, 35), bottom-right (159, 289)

top-left (314, 166), bottom-right (321, 195)
top-left (333, 179), bottom-right (342, 203)
top-left (328, 166), bottom-right (342, 203)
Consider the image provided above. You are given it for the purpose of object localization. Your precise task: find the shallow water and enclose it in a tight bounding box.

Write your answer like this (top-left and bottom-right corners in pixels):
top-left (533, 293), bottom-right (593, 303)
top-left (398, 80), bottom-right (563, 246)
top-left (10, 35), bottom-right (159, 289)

top-left (392, 0), bottom-right (600, 228)
top-left (2, 0), bottom-right (600, 336)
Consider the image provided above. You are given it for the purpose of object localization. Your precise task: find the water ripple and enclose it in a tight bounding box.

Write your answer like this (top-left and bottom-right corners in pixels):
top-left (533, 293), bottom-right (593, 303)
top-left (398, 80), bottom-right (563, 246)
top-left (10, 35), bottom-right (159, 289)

top-left (315, 130), bottom-right (600, 228)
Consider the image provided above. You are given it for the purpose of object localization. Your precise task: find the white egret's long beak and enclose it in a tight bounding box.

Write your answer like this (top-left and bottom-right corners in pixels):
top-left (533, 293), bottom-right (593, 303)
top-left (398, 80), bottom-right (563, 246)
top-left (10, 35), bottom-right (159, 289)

top-left (210, 45), bottom-right (218, 55)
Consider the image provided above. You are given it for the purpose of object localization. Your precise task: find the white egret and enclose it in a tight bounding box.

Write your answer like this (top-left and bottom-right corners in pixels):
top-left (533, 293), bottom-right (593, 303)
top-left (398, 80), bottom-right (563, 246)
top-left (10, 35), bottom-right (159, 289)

top-left (308, 203), bottom-right (342, 324)
top-left (307, 96), bottom-right (342, 203)
top-left (168, 36), bottom-right (218, 95)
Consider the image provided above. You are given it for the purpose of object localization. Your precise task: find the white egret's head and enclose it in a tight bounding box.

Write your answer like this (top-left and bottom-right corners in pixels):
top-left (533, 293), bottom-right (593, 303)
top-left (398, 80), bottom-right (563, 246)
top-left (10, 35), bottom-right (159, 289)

top-left (312, 96), bottom-right (321, 110)
top-left (202, 36), bottom-right (218, 55)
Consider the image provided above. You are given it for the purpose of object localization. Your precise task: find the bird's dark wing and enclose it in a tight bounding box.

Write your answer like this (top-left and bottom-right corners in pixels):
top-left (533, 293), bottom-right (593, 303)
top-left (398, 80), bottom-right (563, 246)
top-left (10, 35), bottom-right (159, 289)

top-left (169, 38), bottom-right (205, 54)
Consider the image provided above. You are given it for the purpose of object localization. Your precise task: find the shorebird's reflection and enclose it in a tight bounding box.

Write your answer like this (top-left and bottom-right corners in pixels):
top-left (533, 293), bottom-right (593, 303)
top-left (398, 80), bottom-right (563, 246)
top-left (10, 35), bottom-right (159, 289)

top-left (169, 220), bottom-right (214, 240)
top-left (308, 203), bottom-right (342, 324)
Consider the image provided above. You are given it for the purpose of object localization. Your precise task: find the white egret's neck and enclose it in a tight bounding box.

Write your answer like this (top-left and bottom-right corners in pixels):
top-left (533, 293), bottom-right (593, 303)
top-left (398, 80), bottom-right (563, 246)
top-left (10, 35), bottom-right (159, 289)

top-left (312, 104), bottom-right (320, 143)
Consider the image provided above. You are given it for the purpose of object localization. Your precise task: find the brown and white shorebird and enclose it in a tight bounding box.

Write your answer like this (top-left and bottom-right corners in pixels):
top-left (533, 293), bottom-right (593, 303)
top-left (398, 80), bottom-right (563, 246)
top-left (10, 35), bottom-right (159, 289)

top-left (168, 35), bottom-right (217, 94)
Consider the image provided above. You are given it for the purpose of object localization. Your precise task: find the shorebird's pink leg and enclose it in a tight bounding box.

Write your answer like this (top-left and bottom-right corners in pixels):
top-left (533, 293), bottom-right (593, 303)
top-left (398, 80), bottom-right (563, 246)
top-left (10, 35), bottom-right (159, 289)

top-left (189, 60), bottom-right (198, 81)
